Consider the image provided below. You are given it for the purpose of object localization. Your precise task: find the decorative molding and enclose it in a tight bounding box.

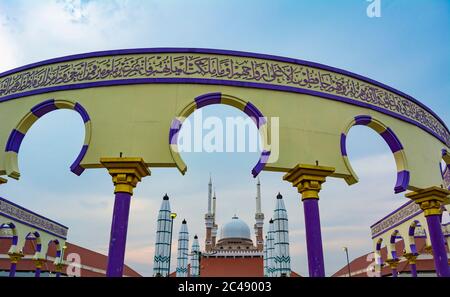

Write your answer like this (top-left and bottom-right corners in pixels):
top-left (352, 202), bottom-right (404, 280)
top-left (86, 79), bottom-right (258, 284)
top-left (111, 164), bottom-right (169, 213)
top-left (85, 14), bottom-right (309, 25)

top-left (0, 197), bottom-right (68, 239)
top-left (371, 201), bottom-right (422, 238)
top-left (0, 49), bottom-right (448, 147)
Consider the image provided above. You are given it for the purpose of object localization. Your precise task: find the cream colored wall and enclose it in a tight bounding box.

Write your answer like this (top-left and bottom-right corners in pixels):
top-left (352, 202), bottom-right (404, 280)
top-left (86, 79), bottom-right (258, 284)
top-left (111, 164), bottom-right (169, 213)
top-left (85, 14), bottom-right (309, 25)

top-left (0, 83), bottom-right (446, 190)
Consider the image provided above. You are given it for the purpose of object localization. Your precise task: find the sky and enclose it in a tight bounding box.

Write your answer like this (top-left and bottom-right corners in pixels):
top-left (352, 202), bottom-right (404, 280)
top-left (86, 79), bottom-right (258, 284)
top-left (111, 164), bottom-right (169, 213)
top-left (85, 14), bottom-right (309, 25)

top-left (0, 0), bottom-right (449, 277)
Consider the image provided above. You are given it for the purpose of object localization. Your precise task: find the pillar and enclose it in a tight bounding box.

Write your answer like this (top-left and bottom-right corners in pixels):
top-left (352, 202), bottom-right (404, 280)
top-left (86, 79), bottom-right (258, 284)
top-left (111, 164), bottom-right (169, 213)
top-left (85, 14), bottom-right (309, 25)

top-left (283, 164), bottom-right (335, 277)
top-left (404, 253), bottom-right (418, 277)
top-left (55, 263), bottom-right (64, 277)
top-left (100, 157), bottom-right (150, 277)
top-left (34, 258), bottom-right (45, 277)
top-left (8, 252), bottom-right (23, 277)
top-left (406, 186), bottom-right (450, 277)
top-left (386, 259), bottom-right (399, 277)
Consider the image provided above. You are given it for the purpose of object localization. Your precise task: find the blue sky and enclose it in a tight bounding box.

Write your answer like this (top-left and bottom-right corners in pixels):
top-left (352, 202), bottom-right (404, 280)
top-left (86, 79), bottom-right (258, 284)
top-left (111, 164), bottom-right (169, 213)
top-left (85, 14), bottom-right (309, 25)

top-left (0, 0), bottom-right (449, 276)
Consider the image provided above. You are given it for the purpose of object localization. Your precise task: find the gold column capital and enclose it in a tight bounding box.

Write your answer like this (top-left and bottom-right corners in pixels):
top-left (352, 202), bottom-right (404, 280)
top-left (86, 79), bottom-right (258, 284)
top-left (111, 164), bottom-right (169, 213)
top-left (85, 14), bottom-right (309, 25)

top-left (403, 253), bottom-right (418, 264)
top-left (283, 164), bottom-right (335, 200)
top-left (0, 177), bottom-right (7, 185)
top-left (385, 258), bottom-right (400, 269)
top-left (405, 186), bottom-right (450, 216)
top-left (55, 263), bottom-right (65, 273)
top-left (424, 245), bottom-right (433, 255)
top-left (100, 157), bottom-right (151, 194)
top-left (8, 252), bottom-right (23, 263)
top-left (33, 258), bottom-right (46, 269)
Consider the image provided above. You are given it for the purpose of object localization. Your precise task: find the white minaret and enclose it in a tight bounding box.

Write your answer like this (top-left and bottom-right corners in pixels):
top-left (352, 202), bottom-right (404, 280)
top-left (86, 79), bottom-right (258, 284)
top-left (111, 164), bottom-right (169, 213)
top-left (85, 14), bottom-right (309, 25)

top-left (263, 235), bottom-right (268, 277)
top-left (211, 190), bottom-right (218, 248)
top-left (176, 219), bottom-right (189, 277)
top-left (208, 175), bottom-right (213, 214)
top-left (153, 194), bottom-right (172, 277)
top-left (266, 219), bottom-right (275, 277)
top-left (254, 177), bottom-right (265, 251)
top-left (205, 176), bottom-right (214, 251)
top-left (273, 192), bottom-right (291, 277)
top-left (190, 235), bottom-right (200, 277)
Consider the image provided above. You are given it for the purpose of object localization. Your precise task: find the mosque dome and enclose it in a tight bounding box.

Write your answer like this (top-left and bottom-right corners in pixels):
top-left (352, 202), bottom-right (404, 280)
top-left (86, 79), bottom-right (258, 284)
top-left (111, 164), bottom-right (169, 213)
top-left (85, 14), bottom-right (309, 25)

top-left (220, 216), bottom-right (251, 240)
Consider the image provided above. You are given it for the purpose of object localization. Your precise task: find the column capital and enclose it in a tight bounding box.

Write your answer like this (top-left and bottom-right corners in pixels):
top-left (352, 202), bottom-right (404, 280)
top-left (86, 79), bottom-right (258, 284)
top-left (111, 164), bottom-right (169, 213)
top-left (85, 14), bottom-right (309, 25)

top-left (403, 253), bottom-right (418, 264)
top-left (385, 258), bottom-right (400, 269)
top-left (54, 263), bottom-right (65, 273)
top-left (424, 245), bottom-right (433, 255)
top-left (100, 157), bottom-right (150, 194)
top-left (405, 186), bottom-right (450, 216)
top-left (0, 177), bottom-right (7, 185)
top-left (33, 258), bottom-right (46, 269)
top-left (8, 252), bottom-right (23, 263)
top-left (283, 164), bottom-right (335, 200)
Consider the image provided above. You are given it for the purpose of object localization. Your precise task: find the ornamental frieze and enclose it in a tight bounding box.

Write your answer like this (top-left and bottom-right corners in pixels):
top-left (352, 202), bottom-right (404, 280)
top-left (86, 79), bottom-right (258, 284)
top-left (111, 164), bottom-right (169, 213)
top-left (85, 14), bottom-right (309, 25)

top-left (371, 201), bottom-right (422, 238)
top-left (0, 53), bottom-right (448, 146)
top-left (0, 199), bottom-right (68, 239)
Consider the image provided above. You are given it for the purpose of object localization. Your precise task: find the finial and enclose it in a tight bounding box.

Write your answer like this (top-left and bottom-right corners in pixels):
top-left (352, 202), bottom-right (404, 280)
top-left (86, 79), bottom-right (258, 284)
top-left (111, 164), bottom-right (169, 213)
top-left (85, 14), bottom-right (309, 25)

top-left (182, 219), bottom-right (187, 224)
top-left (163, 193), bottom-right (169, 200)
top-left (269, 218), bottom-right (274, 223)
top-left (194, 235), bottom-right (198, 239)
top-left (277, 192), bottom-right (282, 199)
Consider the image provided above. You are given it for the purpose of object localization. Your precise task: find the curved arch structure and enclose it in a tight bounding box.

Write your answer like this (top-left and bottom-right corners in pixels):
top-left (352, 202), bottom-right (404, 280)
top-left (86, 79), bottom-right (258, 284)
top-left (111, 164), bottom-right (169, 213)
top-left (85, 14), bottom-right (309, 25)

top-left (3, 99), bottom-right (91, 179)
top-left (0, 48), bottom-right (448, 190)
top-left (341, 115), bottom-right (409, 193)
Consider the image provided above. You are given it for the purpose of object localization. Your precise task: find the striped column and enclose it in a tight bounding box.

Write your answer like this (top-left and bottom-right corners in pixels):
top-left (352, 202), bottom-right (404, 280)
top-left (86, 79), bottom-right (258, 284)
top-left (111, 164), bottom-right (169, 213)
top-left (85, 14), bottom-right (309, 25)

top-left (266, 219), bottom-right (276, 277)
top-left (190, 235), bottom-right (200, 277)
top-left (8, 252), bottom-right (22, 277)
top-left (176, 219), bottom-right (189, 277)
top-left (263, 237), bottom-right (268, 277)
top-left (273, 193), bottom-right (291, 277)
top-left (153, 194), bottom-right (172, 277)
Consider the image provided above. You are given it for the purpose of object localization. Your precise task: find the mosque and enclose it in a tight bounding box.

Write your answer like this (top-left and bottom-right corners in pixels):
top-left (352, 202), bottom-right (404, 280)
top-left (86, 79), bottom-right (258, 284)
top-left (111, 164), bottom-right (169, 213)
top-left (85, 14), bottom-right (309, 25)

top-left (156, 178), bottom-right (299, 277)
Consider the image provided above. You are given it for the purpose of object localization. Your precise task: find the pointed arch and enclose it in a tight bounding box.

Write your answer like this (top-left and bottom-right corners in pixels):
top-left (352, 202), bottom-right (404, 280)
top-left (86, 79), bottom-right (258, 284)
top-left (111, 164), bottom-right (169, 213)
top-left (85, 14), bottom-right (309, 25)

top-left (3, 99), bottom-right (92, 180)
top-left (340, 115), bottom-right (409, 193)
top-left (169, 92), bottom-right (271, 177)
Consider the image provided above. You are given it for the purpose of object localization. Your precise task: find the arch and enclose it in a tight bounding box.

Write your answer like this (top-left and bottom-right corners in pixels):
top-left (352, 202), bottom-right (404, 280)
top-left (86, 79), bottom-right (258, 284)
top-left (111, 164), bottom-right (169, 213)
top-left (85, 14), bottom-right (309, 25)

top-left (169, 92), bottom-right (270, 177)
top-left (47, 239), bottom-right (63, 261)
top-left (388, 230), bottom-right (404, 260)
top-left (0, 222), bottom-right (18, 249)
top-left (25, 231), bottom-right (42, 256)
top-left (3, 99), bottom-right (92, 180)
top-left (407, 220), bottom-right (426, 255)
top-left (340, 115), bottom-right (409, 193)
top-left (374, 238), bottom-right (385, 267)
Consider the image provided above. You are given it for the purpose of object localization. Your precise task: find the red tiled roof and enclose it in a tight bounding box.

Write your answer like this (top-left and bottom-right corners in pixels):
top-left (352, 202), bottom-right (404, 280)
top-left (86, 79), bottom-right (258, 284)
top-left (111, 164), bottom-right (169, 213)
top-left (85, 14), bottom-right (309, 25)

top-left (0, 239), bottom-right (141, 277)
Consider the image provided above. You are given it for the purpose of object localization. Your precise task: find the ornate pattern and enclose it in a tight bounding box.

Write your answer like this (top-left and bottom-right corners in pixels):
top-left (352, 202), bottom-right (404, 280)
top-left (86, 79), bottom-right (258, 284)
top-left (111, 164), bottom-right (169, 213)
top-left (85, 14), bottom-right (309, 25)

top-left (371, 201), bottom-right (421, 238)
top-left (443, 166), bottom-right (450, 190)
top-left (0, 198), bottom-right (68, 239)
top-left (0, 52), bottom-right (448, 146)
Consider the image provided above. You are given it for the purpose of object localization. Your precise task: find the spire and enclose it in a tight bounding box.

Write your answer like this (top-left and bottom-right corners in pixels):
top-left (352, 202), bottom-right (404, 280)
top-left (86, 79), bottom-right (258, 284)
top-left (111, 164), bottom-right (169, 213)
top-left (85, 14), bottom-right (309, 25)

top-left (182, 219), bottom-right (187, 224)
top-left (207, 175), bottom-right (212, 214)
top-left (256, 178), bottom-right (262, 214)
top-left (190, 235), bottom-right (200, 277)
top-left (163, 193), bottom-right (169, 200)
top-left (212, 190), bottom-right (217, 217)
top-left (153, 194), bottom-right (172, 277)
top-left (277, 192), bottom-right (282, 199)
top-left (273, 193), bottom-right (291, 277)
top-left (176, 220), bottom-right (189, 277)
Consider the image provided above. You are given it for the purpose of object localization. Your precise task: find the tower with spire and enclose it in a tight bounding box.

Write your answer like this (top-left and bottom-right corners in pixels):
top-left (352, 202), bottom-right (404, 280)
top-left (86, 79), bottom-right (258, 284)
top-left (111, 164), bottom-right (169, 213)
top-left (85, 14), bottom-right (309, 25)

top-left (273, 193), bottom-right (291, 277)
top-left (266, 219), bottom-right (275, 277)
top-left (176, 219), bottom-right (189, 277)
top-left (254, 177), bottom-right (265, 251)
top-left (153, 194), bottom-right (172, 277)
top-left (190, 235), bottom-right (200, 277)
top-left (211, 190), bottom-right (218, 249)
top-left (204, 176), bottom-right (214, 252)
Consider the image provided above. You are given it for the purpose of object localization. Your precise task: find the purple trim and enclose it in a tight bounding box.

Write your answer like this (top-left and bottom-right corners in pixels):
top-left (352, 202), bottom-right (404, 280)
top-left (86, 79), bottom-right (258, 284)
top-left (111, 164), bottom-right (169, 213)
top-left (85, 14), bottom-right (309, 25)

top-left (371, 209), bottom-right (423, 239)
top-left (303, 198), bottom-right (325, 277)
top-left (391, 268), bottom-right (398, 278)
top-left (0, 76), bottom-right (447, 147)
top-left (107, 191), bottom-right (132, 277)
top-left (410, 263), bottom-right (417, 277)
top-left (340, 133), bottom-right (347, 156)
top-left (169, 119), bottom-right (182, 145)
top-left (9, 262), bottom-right (17, 277)
top-left (0, 197), bottom-right (68, 229)
top-left (354, 115), bottom-right (372, 126)
top-left (252, 150), bottom-right (270, 177)
top-left (371, 200), bottom-right (414, 228)
top-left (442, 148), bottom-right (448, 157)
top-left (380, 127), bottom-right (404, 153)
top-left (70, 144), bottom-right (88, 176)
top-left (376, 240), bottom-right (382, 251)
top-left (410, 244), bottom-right (417, 254)
top-left (35, 268), bottom-right (41, 278)
top-left (394, 170), bottom-right (410, 194)
top-left (74, 102), bottom-right (91, 123)
top-left (425, 215), bottom-right (450, 277)
top-left (243, 101), bottom-right (266, 128)
top-left (12, 235), bottom-right (18, 245)
top-left (0, 48), bottom-right (446, 134)
top-left (5, 129), bottom-right (25, 153)
top-left (31, 99), bottom-right (58, 118)
top-left (195, 92), bottom-right (221, 108)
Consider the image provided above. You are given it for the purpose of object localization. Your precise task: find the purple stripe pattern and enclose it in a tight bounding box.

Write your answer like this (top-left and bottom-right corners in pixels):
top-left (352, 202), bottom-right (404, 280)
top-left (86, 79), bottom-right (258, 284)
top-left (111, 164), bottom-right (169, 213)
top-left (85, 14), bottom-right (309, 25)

top-left (31, 99), bottom-right (57, 118)
top-left (380, 127), bottom-right (404, 153)
top-left (252, 150), bottom-right (271, 178)
top-left (354, 115), bottom-right (372, 126)
top-left (70, 144), bottom-right (88, 176)
top-left (74, 102), bottom-right (91, 123)
top-left (340, 133), bottom-right (347, 156)
top-left (5, 130), bottom-right (25, 153)
top-left (169, 119), bottom-right (182, 145)
top-left (394, 170), bottom-right (410, 194)
top-left (243, 101), bottom-right (266, 128)
top-left (195, 92), bottom-right (221, 108)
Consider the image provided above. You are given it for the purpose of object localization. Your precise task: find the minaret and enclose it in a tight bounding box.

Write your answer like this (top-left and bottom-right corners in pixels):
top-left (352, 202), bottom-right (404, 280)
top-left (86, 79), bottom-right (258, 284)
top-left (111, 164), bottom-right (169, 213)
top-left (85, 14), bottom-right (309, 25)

top-left (254, 177), bottom-right (265, 251)
top-left (190, 235), bottom-right (200, 277)
top-left (176, 219), bottom-right (189, 277)
top-left (211, 191), bottom-right (218, 248)
top-left (263, 236), bottom-right (268, 277)
top-left (266, 219), bottom-right (275, 277)
top-left (153, 194), bottom-right (172, 277)
top-left (205, 176), bottom-right (214, 251)
top-left (273, 193), bottom-right (291, 277)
